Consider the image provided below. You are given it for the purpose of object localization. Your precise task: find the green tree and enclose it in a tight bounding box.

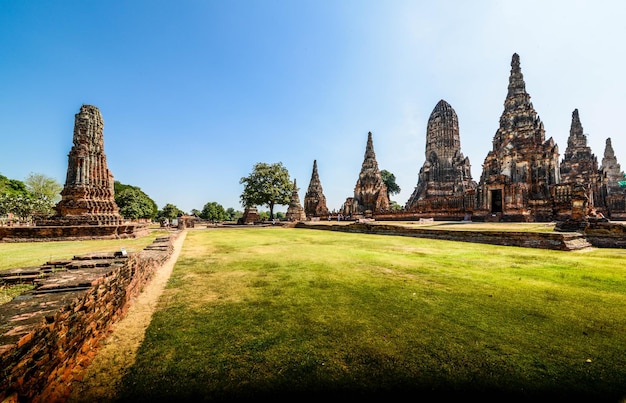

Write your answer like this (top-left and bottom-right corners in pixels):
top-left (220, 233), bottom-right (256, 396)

top-left (239, 162), bottom-right (293, 219)
top-left (0, 194), bottom-right (42, 223)
top-left (25, 172), bottom-right (62, 204)
top-left (158, 203), bottom-right (185, 221)
top-left (114, 181), bottom-right (158, 219)
top-left (116, 188), bottom-right (157, 220)
top-left (225, 207), bottom-right (242, 222)
top-left (200, 201), bottom-right (228, 222)
top-left (0, 174), bottom-right (55, 222)
top-left (381, 169), bottom-right (401, 201)
top-left (0, 174), bottom-right (29, 196)
top-left (389, 200), bottom-right (403, 211)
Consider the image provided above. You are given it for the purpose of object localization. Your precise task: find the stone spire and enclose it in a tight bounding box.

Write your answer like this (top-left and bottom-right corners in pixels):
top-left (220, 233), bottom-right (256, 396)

top-left (476, 54), bottom-right (560, 221)
top-left (560, 109), bottom-right (598, 184)
top-left (303, 160), bottom-right (329, 217)
top-left (495, 53), bottom-right (547, 145)
top-left (506, 53), bottom-right (529, 101)
top-left (601, 138), bottom-right (625, 194)
top-left (349, 131), bottom-right (389, 214)
top-left (405, 100), bottom-right (475, 210)
top-left (53, 105), bottom-right (123, 225)
top-left (285, 179), bottom-right (306, 221)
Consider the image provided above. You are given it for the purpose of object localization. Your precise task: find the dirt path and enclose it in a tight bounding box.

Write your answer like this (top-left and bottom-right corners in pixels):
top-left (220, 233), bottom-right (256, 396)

top-left (67, 230), bottom-right (187, 403)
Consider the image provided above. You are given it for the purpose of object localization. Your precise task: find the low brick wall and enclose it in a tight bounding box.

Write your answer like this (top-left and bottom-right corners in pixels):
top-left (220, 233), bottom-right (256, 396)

top-left (0, 224), bottom-right (150, 242)
top-left (584, 221), bottom-right (626, 248)
top-left (296, 222), bottom-right (593, 251)
top-left (0, 232), bottom-right (179, 403)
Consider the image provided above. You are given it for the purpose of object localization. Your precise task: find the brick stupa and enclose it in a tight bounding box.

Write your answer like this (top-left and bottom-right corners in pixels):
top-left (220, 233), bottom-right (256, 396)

top-left (52, 105), bottom-right (124, 225)
top-left (303, 160), bottom-right (329, 218)
top-left (600, 138), bottom-right (625, 195)
top-left (341, 131), bottom-right (389, 217)
top-left (559, 109), bottom-right (601, 208)
top-left (285, 179), bottom-right (306, 221)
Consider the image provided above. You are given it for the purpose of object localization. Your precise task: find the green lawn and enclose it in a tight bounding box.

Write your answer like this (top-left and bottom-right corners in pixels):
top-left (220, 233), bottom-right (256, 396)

top-left (116, 227), bottom-right (626, 402)
top-left (0, 229), bottom-right (170, 303)
top-left (0, 229), bottom-right (170, 271)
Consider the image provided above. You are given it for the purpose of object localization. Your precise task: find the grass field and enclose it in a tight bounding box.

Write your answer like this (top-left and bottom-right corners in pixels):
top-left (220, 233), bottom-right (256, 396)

top-left (0, 229), bottom-right (170, 303)
top-left (0, 229), bottom-right (170, 271)
top-left (113, 227), bottom-right (626, 402)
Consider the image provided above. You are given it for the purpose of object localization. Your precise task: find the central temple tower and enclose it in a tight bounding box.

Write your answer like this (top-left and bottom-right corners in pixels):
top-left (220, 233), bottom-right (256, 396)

top-left (475, 54), bottom-right (560, 221)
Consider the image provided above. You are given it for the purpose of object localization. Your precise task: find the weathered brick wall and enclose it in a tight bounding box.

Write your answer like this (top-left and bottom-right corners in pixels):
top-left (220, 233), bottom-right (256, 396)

top-left (0, 224), bottom-right (149, 242)
top-left (296, 222), bottom-right (593, 251)
top-left (0, 232), bottom-right (178, 403)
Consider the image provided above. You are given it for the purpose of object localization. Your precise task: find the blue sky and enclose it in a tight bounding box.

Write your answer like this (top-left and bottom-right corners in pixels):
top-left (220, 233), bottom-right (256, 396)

top-left (1, 0), bottom-right (625, 214)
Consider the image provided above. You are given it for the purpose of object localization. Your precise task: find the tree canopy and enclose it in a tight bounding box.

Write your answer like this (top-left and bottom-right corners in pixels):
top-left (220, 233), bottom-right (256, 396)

top-left (0, 174), bottom-right (29, 197)
top-left (114, 181), bottom-right (158, 220)
top-left (25, 172), bottom-right (62, 204)
top-left (158, 203), bottom-right (185, 221)
top-left (239, 162), bottom-right (293, 219)
top-left (225, 207), bottom-right (242, 222)
top-left (0, 173), bottom-right (58, 222)
top-left (200, 201), bottom-right (228, 222)
top-left (381, 169), bottom-right (401, 200)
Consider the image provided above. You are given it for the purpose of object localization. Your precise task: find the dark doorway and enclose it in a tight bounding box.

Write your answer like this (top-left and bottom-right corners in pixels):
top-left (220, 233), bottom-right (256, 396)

top-left (490, 189), bottom-right (502, 213)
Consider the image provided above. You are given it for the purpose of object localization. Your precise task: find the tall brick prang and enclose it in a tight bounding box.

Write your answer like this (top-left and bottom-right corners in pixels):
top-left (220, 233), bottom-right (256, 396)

top-left (405, 99), bottom-right (476, 215)
top-left (52, 105), bottom-right (123, 225)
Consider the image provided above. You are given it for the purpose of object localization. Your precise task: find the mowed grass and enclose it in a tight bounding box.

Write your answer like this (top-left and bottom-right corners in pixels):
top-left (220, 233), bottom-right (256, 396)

top-left (0, 229), bottom-right (170, 271)
top-left (117, 227), bottom-right (626, 402)
top-left (0, 229), bottom-right (170, 303)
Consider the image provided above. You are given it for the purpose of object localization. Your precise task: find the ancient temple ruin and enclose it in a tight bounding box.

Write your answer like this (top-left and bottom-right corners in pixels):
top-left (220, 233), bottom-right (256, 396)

top-left (49, 105), bottom-right (124, 226)
top-left (556, 109), bottom-right (602, 215)
top-left (285, 179), bottom-right (306, 221)
top-left (600, 138), bottom-right (626, 219)
top-left (601, 138), bottom-right (625, 195)
top-left (474, 53), bottom-right (560, 222)
top-left (303, 160), bottom-right (330, 218)
top-left (341, 132), bottom-right (389, 218)
top-left (405, 99), bottom-right (476, 219)
top-left (559, 110), bottom-right (600, 186)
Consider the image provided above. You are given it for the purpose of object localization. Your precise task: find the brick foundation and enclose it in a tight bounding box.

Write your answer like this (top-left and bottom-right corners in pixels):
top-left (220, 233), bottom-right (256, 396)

top-left (0, 232), bottom-right (179, 402)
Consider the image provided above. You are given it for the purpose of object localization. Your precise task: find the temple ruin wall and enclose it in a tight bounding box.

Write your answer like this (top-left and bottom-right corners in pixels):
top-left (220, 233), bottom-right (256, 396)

top-left (0, 232), bottom-right (179, 403)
